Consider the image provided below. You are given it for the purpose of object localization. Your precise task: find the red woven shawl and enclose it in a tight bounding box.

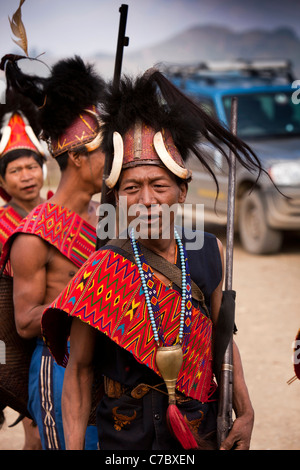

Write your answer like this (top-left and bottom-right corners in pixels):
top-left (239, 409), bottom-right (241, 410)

top-left (1, 202), bottom-right (96, 272)
top-left (0, 205), bottom-right (23, 253)
top-left (42, 248), bottom-right (216, 402)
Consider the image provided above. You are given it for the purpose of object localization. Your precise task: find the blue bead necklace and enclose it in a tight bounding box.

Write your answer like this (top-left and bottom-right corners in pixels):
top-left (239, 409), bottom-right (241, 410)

top-left (130, 228), bottom-right (192, 348)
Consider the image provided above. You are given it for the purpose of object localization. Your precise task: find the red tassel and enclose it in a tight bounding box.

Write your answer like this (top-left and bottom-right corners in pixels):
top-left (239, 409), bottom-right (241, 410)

top-left (166, 404), bottom-right (198, 450)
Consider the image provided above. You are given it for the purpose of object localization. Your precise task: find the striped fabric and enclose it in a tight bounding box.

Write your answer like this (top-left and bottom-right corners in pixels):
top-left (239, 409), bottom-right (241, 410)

top-left (39, 344), bottom-right (62, 449)
top-left (0, 204), bottom-right (23, 253)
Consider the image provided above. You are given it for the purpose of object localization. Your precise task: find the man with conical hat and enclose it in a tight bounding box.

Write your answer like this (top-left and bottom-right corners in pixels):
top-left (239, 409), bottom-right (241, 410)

top-left (1, 55), bottom-right (106, 450)
top-left (0, 91), bottom-right (46, 252)
top-left (41, 71), bottom-right (259, 450)
top-left (0, 90), bottom-right (45, 449)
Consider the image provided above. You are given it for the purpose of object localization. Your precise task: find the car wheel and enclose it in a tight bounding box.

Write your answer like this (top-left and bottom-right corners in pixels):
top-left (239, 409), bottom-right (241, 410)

top-left (238, 190), bottom-right (283, 254)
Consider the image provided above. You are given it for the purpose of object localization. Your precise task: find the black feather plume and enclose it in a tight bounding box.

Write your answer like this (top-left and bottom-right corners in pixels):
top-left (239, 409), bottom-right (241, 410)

top-left (101, 70), bottom-right (267, 197)
top-left (1, 55), bottom-right (106, 143)
top-left (3, 59), bottom-right (46, 108)
top-left (40, 56), bottom-right (106, 142)
top-left (0, 88), bottom-right (41, 137)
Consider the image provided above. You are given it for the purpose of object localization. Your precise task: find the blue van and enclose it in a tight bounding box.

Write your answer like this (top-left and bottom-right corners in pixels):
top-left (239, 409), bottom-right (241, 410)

top-left (165, 61), bottom-right (300, 254)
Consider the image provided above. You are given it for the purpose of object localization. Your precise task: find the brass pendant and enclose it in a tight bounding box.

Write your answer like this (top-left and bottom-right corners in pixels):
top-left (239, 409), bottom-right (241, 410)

top-left (155, 344), bottom-right (183, 405)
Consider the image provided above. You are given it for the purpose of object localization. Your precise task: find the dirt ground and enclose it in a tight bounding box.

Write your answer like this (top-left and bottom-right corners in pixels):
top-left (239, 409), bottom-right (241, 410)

top-left (0, 223), bottom-right (299, 451)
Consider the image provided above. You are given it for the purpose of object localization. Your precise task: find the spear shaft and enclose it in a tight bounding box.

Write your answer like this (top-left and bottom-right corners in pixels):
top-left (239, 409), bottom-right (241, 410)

top-left (217, 96), bottom-right (238, 447)
top-left (113, 4), bottom-right (129, 90)
top-left (225, 97), bottom-right (237, 291)
top-left (96, 4), bottom-right (129, 250)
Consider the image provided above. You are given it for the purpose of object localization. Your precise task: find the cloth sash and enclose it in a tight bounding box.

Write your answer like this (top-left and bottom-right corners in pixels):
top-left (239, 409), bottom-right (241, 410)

top-left (1, 202), bottom-right (97, 273)
top-left (42, 247), bottom-right (216, 403)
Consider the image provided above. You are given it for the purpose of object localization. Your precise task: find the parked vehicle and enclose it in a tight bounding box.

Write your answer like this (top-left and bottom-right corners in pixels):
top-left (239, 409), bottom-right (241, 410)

top-left (164, 60), bottom-right (300, 254)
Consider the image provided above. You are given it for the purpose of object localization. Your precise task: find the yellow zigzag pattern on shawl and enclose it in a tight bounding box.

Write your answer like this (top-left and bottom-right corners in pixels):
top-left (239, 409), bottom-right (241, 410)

top-left (0, 205), bottom-right (23, 247)
top-left (24, 202), bottom-right (96, 267)
top-left (122, 282), bottom-right (184, 370)
top-left (32, 205), bottom-right (71, 249)
top-left (37, 203), bottom-right (70, 233)
top-left (81, 269), bottom-right (137, 329)
top-left (176, 314), bottom-right (212, 396)
top-left (72, 251), bottom-right (141, 336)
top-left (154, 282), bottom-right (182, 343)
top-left (2, 207), bottom-right (22, 225)
top-left (54, 248), bottom-right (214, 400)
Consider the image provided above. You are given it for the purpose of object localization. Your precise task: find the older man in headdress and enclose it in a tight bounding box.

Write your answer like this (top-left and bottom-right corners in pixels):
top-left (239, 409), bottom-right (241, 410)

top-left (41, 71), bottom-right (258, 450)
top-left (0, 92), bottom-right (46, 251)
top-left (1, 55), bottom-right (106, 450)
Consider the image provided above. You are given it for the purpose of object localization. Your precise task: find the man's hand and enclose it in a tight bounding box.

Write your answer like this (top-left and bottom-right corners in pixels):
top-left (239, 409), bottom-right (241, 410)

top-left (219, 341), bottom-right (255, 450)
top-left (220, 412), bottom-right (254, 450)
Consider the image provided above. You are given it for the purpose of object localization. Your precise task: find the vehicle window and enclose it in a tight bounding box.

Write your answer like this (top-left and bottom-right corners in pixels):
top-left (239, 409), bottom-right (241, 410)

top-left (194, 97), bottom-right (216, 118)
top-left (223, 93), bottom-right (300, 138)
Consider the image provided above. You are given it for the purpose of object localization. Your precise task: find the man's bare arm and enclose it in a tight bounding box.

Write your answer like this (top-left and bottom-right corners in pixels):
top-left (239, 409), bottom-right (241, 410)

top-left (10, 234), bottom-right (49, 339)
top-left (62, 317), bottom-right (97, 450)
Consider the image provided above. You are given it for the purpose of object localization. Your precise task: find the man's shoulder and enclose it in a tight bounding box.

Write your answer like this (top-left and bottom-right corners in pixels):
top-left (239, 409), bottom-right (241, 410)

top-left (84, 245), bottom-right (136, 272)
top-left (10, 229), bottom-right (49, 252)
top-left (179, 227), bottom-right (218, 251)
top-left (7, 202), bottom-right (68, 250)
top-left (0, 203), bottom-right (21, 218)
top-left (0, 203), bottom-right (9, 213)
top-left (0, 204), bottom-right (11, 222)
top-left (18, 201), bottom-right (82, 228)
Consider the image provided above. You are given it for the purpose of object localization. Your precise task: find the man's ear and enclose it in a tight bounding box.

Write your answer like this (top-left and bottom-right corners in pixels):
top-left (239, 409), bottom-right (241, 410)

top-left (68, 150), bottom-right (82, 167)
top-left (178, 181), bottom-right (188, 203)
top-left (0, 175), bottom-right (7, 190)
top-left (114, 188), bottom-right (119, 206)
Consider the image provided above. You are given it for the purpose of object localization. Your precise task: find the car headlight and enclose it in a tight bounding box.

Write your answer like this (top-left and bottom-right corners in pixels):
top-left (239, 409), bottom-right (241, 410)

top-left (269, 161), bottom-right (300, 185)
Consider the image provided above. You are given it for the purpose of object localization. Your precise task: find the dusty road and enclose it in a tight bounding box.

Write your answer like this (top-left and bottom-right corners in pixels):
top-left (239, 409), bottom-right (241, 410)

top-left (0, 224), bottom-right (299, 451)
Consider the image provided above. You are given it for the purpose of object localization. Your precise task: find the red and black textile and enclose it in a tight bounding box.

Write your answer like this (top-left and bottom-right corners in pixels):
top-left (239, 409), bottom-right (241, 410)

top-left (42, 247), bottom-right (216, 403)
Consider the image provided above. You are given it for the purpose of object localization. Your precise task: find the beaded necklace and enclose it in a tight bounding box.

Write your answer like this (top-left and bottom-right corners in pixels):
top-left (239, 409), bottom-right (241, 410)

top-left (130, 228), bottom-right (192, 347)
top-left (130, 228), bottom-right (200, 448)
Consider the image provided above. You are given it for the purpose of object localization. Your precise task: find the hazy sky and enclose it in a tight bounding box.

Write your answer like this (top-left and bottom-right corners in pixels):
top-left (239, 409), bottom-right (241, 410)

top-left (0, 0), bottom-right (300, 60)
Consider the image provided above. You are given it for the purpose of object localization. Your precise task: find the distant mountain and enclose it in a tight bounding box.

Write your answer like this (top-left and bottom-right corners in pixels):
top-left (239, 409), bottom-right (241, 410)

top-left (120, 25), bottom-right (300, 78)
top-left (5, 24), bottom-right (300, 80)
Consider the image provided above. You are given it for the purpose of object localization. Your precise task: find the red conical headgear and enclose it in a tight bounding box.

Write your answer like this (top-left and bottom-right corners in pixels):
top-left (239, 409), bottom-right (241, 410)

top-left (0, 111), bottom-right (45, 158)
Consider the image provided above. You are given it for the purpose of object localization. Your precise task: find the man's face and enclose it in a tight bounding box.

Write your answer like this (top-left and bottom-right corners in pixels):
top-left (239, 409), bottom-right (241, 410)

top-left (117, 165), bottom-right (187, 240)
top-left (0, 155), bottom-right (43, 204)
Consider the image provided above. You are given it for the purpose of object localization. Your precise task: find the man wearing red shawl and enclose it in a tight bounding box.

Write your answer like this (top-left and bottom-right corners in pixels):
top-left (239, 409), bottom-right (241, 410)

top-left (42, 71), bottom-right (258, 450)
top-left (0, 92), bottom-right (45, 253)
top-left (1, 56), bottom-right (106, 450)
top-left (0, 90), bottom-right (45, 449)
